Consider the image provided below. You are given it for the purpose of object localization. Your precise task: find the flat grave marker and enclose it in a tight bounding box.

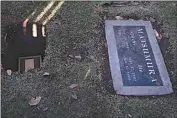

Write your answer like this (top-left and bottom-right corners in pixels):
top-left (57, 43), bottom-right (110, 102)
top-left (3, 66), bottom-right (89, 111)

top-left (105, 20), bottom-right (173, 95)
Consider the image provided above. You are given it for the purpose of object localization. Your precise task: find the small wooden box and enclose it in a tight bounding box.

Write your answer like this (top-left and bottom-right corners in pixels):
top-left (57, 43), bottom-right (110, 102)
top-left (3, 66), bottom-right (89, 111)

top-left (18, 55), bottom-right (41, 72)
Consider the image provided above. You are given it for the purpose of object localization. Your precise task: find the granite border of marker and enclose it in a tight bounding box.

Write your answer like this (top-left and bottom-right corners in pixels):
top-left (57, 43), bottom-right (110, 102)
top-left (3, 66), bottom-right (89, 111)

top-left (105, 20), bottom-right (173, 95)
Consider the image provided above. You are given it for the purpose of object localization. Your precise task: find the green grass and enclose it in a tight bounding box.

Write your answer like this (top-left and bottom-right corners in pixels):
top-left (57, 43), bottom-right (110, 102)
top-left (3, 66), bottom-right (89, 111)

top-left (1, 1), bottom-right (177, 118)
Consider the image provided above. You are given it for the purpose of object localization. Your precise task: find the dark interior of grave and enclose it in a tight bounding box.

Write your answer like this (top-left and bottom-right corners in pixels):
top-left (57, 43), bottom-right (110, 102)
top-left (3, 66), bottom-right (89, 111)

top-left (1, 23), bottom-right (46, 72)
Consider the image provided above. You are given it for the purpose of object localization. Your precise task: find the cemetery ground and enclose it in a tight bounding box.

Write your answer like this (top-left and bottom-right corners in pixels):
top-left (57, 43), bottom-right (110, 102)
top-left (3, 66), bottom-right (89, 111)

top-left (1, 1), bottom-right (177, 118)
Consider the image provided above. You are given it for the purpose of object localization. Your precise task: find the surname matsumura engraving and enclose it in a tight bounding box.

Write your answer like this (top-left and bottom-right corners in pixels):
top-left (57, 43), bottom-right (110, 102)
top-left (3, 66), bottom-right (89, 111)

top-left (105, 20), bottom-right (173, 95)
top-left (114, 26), bottom-right (162, 86)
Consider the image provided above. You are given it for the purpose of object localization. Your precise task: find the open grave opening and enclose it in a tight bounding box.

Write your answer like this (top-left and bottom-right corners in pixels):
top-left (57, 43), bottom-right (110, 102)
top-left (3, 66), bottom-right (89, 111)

top-left (1, 22), bottom-right (47, 72)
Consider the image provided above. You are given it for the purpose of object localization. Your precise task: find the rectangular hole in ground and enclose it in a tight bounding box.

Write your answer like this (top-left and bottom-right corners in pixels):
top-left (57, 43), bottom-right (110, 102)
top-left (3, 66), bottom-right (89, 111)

top-left (1, 22), bottom-right (47, 72)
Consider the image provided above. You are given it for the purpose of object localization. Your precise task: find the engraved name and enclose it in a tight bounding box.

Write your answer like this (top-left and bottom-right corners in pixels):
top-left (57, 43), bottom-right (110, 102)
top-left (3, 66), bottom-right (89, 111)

top-left (137, 28), bottom-right (156, 77)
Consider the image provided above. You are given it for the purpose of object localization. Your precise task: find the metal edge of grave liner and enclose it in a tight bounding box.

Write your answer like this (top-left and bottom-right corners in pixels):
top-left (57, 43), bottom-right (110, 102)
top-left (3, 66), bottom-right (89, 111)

top-left (105, 20), bottom-right (173, 96)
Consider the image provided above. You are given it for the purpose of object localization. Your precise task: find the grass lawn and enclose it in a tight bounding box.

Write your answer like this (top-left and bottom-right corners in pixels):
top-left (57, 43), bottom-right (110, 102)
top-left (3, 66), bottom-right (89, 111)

top-left (1, 1), bottom-right (177, 118)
